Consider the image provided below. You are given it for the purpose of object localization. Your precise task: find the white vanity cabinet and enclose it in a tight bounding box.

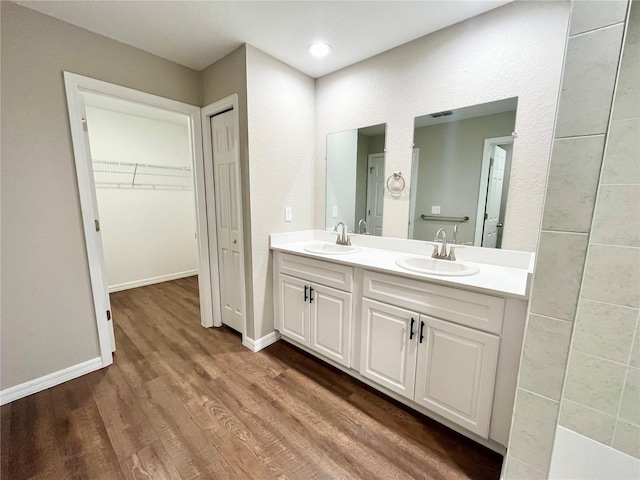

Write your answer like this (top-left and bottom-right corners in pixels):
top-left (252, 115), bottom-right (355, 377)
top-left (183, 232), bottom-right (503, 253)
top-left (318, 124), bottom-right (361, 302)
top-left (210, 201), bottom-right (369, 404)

top-left (360, 270), bottom-right (502, 438)
top-left (274, 252), bottom-right (353, 367)
top-left (360, 298), bottom-right (419, 399)
top-left (271, 241), bottom-right (529, 450)
top-left (413, 315), bottom-right (499, 437)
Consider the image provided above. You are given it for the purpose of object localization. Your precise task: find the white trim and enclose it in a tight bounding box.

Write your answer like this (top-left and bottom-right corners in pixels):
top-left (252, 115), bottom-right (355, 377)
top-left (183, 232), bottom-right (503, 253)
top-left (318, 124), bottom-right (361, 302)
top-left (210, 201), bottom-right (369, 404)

top-left (474, 136), bottom-right (514, 247)
top-left (108, 270), bottom-right (198, 293)
top-left (63, 72), bottom-right (216, 358)
top-left (243, 331), bottom-right (281, 352)
top-left (201, 95), bottom-right (248, 335)
top-left (0, 357), bottom-right (103, 406)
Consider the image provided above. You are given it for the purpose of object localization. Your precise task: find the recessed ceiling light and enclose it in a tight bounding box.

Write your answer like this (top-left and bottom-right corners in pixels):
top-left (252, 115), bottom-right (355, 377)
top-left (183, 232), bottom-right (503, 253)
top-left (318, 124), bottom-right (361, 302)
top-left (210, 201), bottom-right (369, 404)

top-left (308, 43), bottom-right (332, 58)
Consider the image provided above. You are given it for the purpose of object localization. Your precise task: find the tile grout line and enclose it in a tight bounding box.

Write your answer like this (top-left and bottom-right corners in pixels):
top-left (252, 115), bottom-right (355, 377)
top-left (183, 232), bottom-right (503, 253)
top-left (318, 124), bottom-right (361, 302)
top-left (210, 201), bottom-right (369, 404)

top-left (506, 454), bottom-right (547, 476)
top-left (527, 311), bottom-right (574, 323)
top-left (568, 349), bottom-right (634, 369)
top-left (554, 133), bottom-right (606, 140)
top-left (580, 297), bottom-right (640, 311)
top-left (518, 386), bottom-right (561, 405)
top-left (569, 20), bottom-right (626, 39)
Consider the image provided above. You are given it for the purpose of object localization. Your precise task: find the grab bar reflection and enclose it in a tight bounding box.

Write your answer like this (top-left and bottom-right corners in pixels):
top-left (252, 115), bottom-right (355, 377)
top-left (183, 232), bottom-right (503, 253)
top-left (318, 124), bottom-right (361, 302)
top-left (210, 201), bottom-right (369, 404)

top-left (420, 214), bottom-right (469, 222)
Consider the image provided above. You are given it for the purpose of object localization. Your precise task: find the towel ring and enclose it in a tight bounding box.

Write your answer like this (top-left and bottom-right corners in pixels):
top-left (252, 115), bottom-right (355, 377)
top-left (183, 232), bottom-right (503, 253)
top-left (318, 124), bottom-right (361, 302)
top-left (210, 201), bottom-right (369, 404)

top-left (386, 172), bottom-right (406, 194)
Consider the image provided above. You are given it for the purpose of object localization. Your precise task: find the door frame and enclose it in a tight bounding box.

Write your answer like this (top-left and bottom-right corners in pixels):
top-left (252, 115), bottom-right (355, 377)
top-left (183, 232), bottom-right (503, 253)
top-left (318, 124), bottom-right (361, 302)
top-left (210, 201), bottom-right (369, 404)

top-left (64, 72), bottom-right (216, 366)
top-left (201, 95), bottom-right (248, 339)
top-left (473, 136), bottom-right (513, 247)
top-left (365, 152), bottom-right (385, 236)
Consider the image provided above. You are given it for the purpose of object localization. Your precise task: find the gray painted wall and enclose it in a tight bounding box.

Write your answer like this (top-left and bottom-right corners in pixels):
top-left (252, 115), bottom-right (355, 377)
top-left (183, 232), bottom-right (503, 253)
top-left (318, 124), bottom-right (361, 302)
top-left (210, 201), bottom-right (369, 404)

top-left (0, 2), bottom-right (202, 390)
top-left (411, 111), bottom-right (516, 245)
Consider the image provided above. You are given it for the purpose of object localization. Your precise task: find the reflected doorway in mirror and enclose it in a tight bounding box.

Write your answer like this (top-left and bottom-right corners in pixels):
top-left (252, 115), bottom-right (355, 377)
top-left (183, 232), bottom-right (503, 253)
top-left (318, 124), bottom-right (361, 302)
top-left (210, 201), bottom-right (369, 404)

top-left (409, 97), bottom-right (518, 248)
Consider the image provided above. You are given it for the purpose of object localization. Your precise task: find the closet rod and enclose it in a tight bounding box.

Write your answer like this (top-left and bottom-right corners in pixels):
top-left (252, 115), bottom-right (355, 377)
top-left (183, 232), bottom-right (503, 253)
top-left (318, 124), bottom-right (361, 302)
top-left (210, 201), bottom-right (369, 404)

top-left (92, 160), bottom-right (191, 172)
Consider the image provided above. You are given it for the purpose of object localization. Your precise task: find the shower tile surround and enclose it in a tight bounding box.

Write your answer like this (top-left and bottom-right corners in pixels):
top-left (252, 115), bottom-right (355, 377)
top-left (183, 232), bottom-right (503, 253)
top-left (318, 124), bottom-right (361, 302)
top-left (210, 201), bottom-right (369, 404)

top-left (504, 1), bottom-right (639, 477)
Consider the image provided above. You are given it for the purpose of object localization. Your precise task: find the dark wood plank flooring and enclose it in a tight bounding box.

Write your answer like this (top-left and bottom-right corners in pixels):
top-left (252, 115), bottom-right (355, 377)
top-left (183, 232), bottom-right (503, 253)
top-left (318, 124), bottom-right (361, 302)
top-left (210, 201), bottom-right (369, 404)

top-left (1, 276), bottom-right (503, 479)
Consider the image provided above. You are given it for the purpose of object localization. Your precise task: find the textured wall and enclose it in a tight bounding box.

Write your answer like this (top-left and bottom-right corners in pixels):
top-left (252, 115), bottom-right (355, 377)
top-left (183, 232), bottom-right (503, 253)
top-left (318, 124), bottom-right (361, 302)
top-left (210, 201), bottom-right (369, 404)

top-left (199, 45), bottom-right (256, 337)
top-left (246, 45), bottom-right (316, 339)
top-left (315, 1), bottom-right (570, 251)
top-left (504, 1), bottom-right (633, 477)
top-left (0, 2), bottom-right (201, 390)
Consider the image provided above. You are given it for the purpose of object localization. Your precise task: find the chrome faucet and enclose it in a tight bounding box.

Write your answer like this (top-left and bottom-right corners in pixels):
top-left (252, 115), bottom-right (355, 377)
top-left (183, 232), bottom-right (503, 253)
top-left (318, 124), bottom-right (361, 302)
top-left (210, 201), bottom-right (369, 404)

top-left (432, 228), bottom-right (456, 261)
top-left (333, 222), bottom-right (351, 246)
top-left (452, 224), bottom-right (459, 245)
top-left (358, 219), bottom-right (368, 235)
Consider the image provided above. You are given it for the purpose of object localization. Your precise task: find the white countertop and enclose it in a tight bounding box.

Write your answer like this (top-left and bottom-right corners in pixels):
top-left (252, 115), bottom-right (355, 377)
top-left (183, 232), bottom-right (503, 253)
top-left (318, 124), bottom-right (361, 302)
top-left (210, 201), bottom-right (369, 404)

top-left (270, 230), bottom-right (534, 299)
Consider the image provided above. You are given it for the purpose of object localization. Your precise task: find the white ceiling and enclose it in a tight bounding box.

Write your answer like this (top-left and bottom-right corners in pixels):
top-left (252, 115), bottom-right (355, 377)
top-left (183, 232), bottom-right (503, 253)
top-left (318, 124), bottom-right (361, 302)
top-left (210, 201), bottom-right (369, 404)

top-left (18, 1), bottom-right (512, 78)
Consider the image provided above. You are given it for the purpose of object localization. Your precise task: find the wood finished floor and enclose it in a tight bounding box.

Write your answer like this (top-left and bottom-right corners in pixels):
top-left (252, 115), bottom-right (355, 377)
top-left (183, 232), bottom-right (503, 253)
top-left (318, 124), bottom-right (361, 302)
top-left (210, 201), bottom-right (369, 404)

top-left (1, 277), bottom-right (503, 480)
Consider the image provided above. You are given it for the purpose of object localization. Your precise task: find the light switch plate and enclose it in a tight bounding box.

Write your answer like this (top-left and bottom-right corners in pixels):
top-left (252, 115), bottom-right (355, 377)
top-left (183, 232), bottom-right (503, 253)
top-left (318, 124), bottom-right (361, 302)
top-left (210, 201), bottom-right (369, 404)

top-left (285, 206), bottom-right (292, 222)
top-left (332, 206), bottom-right (338, 218)
top-left (431, 206), bottom-right (441, 215)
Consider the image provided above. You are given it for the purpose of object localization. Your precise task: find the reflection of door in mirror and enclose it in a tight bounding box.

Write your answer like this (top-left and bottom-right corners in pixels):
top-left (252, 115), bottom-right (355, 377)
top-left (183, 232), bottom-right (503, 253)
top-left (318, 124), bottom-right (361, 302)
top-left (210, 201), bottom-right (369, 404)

top-left (482, 145), bottom-right (506, 248)
top-left (474, 137), bottom-right (513, 248)
top-left (408, 148), bottom-right (420, 238)
top-left (366, 153), bottom-right (385, 236)
top-left (409, 98), bottom-right (517, 248)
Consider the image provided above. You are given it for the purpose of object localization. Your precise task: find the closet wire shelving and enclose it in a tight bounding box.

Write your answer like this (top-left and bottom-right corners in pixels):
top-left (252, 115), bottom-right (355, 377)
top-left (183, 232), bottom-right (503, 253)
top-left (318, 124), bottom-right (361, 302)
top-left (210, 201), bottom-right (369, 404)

top-left (92, 160), bottom-right (193, 190)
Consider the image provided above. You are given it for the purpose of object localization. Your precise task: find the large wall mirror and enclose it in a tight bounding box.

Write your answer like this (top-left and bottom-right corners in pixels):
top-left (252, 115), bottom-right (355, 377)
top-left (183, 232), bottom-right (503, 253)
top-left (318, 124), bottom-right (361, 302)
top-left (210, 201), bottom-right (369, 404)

top-left (409, 98), bottom-right (518, 248)
top-left (325, 124), bottom-right (386, 235)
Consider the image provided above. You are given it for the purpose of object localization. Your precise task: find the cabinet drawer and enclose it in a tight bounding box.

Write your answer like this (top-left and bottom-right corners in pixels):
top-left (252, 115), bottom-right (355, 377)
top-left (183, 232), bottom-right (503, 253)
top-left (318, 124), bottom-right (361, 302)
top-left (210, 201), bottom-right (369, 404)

top-left (277, 253), bottom-right (353, 292)
top-left (362, 270), bottom-right (504, 334)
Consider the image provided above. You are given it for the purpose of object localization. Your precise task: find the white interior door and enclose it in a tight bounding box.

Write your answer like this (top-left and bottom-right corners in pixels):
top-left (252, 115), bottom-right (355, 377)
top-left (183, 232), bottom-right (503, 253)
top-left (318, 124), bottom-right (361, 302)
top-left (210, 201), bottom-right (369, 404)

top-left (366, 153), bottom-right (385, 236)
top-left (81, 99), bottom-right (116, 353)
top-left (408, 148), bottom-right (420, 238)
top-left (211, 111), bottom-right (243, 332)
top-left (482, 145), bottom-right (506, 248)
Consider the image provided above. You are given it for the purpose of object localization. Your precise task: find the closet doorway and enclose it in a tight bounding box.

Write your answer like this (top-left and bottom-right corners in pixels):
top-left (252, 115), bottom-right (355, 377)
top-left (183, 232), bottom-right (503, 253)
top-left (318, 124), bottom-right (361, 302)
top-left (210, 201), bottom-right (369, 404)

top-left (65, 72), bottom-right (215, 366)
top-left (83, 93), bottom-right (199, 293)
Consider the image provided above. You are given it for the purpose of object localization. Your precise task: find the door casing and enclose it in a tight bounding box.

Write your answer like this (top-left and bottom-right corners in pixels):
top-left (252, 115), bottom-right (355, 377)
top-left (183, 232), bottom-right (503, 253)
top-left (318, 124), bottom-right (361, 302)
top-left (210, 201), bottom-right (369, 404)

top-left (201, 95), bottom-right (248, 341)
top-left (64, 71), bottom-right (216, 367)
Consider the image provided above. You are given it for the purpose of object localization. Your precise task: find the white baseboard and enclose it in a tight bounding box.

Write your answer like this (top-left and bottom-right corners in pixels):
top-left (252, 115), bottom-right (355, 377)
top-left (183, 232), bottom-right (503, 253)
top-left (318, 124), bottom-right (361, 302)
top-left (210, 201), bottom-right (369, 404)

top-left (0, 357), bottom-right (104, 406)
top-left (108, 270), bottom-right (198, 293)
top-left (243, 331), bottom-right (281, 352)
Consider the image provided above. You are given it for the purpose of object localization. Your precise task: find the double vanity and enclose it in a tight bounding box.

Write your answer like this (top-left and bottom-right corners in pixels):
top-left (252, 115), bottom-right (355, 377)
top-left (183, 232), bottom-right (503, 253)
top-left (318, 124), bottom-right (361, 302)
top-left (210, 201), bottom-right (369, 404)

top-left (270, 229), bottom-right (533, 453)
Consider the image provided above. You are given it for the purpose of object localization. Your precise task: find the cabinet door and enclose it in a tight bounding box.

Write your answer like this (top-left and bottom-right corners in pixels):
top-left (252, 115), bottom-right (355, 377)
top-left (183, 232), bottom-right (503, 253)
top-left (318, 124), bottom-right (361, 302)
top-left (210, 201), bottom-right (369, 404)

top-left (360, 298), bottom-right (418, 399)
top-left (309, 283), bottom-right (352, 368)
top-left (414, 315), bottom-right (499, 438)
top-left (279, 274), bottom-right (310, 346)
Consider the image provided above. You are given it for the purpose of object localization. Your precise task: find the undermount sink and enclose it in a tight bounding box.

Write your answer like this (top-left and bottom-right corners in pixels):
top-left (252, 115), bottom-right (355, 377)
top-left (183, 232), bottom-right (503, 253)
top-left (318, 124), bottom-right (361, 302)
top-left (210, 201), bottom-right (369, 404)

top-left (303, 242), bottom-right (361, 255)
top-left (395, 255), bottom-right (479, 276)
